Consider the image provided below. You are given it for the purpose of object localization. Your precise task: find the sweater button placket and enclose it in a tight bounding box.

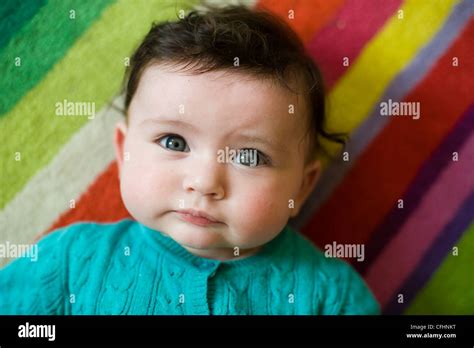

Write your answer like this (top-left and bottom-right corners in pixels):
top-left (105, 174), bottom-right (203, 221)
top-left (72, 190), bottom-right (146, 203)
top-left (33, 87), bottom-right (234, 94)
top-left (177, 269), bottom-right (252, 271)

top-left (188, 261), bottom-right (220, 315)
top-left (202, 262), bottom-right (219, 276)
top-left (205, 263), bottom-right (219, 315)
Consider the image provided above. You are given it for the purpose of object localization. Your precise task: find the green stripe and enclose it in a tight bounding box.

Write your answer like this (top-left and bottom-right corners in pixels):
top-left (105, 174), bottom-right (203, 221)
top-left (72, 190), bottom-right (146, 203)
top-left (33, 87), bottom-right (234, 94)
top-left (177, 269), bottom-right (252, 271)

top-left (0, 0), bottom-right (47, 50)
top-left (0, 0), bottom-right (198, 210)
top-left (405, 222), bottom-right (474, 314)
top-left (0, 0), bottom-right (115, 115)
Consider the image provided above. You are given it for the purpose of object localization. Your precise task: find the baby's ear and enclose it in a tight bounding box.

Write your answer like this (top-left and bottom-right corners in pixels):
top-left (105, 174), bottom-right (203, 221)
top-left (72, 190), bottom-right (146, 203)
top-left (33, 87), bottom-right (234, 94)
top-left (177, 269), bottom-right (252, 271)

top-left (113, 121), bottom-right (128, 176)
top-left (290, 160), bottom-right (321, 217)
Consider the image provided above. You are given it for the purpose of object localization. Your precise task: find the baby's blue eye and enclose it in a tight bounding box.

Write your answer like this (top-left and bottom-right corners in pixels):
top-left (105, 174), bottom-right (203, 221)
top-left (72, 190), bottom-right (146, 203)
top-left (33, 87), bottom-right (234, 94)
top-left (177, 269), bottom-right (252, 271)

top-left (234, 148), bottom-right (269, 167)
top-left (158, 135), bottom-right (189, 152)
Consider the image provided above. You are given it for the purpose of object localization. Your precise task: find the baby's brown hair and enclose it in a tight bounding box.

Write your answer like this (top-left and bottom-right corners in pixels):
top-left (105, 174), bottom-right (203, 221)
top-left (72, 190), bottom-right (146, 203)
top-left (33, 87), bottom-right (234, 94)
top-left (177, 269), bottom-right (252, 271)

top-left (123, 4), bottom-right (346, 162)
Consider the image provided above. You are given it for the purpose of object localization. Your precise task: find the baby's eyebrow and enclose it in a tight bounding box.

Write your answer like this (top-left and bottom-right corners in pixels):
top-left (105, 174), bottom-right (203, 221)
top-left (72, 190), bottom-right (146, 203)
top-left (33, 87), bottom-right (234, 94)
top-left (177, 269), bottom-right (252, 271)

top-left (139, 118), bottom-right (198, 131)
top-left (140, 118), bottom-right (284, 152)
top-left (236, 133), bottom-right (285, 153)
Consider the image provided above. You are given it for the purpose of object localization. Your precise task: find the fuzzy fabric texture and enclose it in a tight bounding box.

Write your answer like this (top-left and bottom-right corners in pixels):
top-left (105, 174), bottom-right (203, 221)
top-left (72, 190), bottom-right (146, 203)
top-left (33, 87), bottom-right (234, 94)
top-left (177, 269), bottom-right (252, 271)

top-left (0, 0), bottom-right (473, 314)
top-left (0, 220), bottom-right (380, 315)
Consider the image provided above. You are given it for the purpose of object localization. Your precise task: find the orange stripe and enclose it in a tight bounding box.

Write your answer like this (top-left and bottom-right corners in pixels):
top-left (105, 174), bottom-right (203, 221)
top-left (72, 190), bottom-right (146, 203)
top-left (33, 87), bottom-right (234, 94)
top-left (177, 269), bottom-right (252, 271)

top-left (39, 161), bottom-right (131, 240)
top-left (256, 0), bottom-right (346, 43)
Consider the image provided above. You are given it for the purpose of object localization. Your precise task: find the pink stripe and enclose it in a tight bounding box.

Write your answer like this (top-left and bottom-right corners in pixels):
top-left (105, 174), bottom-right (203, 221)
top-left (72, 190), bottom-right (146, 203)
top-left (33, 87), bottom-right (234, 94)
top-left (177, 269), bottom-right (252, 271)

top-left (365, 131), bottom-right (474, 307)
top-left (307, 0), bottom-right (402, 90)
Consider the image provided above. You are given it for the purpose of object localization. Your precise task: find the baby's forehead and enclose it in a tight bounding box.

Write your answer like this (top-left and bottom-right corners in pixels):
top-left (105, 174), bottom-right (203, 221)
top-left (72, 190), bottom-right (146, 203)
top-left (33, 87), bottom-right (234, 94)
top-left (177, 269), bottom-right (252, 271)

top-left (131, 65), bottom-right (309, 129)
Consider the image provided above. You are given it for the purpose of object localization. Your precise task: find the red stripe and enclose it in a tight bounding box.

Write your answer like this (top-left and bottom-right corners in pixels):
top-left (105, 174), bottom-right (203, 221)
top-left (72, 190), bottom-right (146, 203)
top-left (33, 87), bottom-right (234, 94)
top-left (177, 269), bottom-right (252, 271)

top-left (256, 0), bottom-right (346, 43)
top-left (307, 0), bottom-right (402, 90)
top-left (41, 161), bottom-right (131, 239)
top-left (302, 20), bottom-right (474, 253)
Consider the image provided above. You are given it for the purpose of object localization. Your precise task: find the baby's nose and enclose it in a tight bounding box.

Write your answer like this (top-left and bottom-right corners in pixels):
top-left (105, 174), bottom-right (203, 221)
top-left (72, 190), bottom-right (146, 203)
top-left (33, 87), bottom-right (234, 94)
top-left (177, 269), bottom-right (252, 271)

top-left (182, 155), bottom-right (225, 199)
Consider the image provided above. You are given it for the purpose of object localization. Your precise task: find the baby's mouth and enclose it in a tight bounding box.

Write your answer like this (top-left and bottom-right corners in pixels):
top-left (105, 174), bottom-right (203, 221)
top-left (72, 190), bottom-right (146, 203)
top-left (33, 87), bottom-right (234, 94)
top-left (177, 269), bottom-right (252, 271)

top-left (174, 209), bottom-right (223, 227)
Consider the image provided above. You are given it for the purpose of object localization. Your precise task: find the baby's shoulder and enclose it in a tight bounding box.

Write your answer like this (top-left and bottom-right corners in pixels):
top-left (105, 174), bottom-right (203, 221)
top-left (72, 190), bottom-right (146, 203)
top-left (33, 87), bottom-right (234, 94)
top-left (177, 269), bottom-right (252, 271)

top-left (40, 219), bottom-right (136, 249)
top-left (287, 227), bottom-right (362, 283)
top-left (284, 226), bottom-right (380, 314)
top-left (35, 219), bottom-right (138, 267)
top-left (284, 226), bottom-right (339, 269)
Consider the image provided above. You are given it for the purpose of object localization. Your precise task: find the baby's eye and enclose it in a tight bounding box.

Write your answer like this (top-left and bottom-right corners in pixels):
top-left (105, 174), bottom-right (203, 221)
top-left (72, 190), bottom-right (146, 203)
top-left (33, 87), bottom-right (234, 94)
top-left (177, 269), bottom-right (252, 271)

top-left (157, 134), bottom-right (190, 152)
top-left (234, 148), bottom-right (270, 167)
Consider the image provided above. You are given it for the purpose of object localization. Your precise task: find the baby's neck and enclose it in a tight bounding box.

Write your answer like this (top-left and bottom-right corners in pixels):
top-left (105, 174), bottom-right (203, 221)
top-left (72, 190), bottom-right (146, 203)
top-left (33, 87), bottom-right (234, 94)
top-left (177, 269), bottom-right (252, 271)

top-left (182, 245), bottom-right (262, 261)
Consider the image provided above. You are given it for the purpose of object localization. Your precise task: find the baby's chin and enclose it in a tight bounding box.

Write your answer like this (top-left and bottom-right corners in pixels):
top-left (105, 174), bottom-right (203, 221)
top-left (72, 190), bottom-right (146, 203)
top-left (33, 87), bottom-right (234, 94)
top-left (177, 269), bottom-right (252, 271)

top-left (154, 220), bottom-right (263, 260)
top-left (166, 227), bottom-right (269, 261)
top-left (167, 228), bottom-right (226, 250)
top-left (182, 243), bottom-right (263, 261)
top-left (135, 212), bottom-right (271, 259)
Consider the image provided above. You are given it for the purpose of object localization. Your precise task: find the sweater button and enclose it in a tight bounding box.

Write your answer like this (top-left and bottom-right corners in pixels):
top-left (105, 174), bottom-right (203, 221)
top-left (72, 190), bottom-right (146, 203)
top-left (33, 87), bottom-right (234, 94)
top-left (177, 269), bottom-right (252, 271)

top-left (198, 261), bottom-right (219, 272)
top-left (199, 263), bottom-right (210, 270)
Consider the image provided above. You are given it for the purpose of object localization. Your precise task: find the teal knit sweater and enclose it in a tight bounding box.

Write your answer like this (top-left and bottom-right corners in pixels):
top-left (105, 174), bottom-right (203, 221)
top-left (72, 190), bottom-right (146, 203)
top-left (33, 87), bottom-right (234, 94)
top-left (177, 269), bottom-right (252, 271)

top-left (0, 219), bottom-right (380, 315)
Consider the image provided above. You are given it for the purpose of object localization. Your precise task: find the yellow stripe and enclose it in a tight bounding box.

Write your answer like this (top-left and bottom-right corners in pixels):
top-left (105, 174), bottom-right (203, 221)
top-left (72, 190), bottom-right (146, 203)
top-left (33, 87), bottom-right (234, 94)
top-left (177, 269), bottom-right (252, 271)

top-left (0, 0), bottom-right (197, 209)
top-left (319, 0), bottom-right (459, 167)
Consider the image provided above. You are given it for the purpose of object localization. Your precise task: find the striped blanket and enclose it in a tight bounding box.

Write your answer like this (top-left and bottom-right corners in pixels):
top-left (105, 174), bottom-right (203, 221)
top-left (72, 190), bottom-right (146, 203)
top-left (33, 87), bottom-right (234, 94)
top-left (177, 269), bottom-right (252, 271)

top-left (1, 0), bottom-right (473, 314)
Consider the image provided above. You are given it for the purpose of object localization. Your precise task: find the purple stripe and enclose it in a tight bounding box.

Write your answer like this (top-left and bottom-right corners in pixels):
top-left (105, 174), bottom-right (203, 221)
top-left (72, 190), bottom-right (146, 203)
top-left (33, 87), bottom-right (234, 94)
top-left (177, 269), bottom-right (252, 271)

top-left (290, 0), bottom-right (474, 231)
top-left (383, 190), bottom-right (474, 314)
top-left (355, 104), bottom-right (474, 275)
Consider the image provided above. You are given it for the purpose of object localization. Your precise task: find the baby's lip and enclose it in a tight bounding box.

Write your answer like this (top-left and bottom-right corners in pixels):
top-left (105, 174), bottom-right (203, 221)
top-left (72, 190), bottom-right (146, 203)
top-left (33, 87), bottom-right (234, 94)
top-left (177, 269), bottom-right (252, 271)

top-left (174, 209), bottom-right (222, 223)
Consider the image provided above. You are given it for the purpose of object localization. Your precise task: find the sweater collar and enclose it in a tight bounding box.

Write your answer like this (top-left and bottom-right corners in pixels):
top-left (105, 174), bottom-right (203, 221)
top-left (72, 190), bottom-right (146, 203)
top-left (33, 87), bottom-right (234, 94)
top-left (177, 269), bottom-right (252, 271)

top-left (138, 221), bottom-right (291, 271)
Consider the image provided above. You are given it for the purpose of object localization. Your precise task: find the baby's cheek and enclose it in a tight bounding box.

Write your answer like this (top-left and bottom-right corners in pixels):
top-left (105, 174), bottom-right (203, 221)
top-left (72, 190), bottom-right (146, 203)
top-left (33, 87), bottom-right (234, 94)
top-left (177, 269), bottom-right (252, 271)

top-left (120, 165), bottom-right (149, 217)
top-left (120, 161), bottom-right (170, 217)
top-left (243, 189), bottom-right (276, 216)
top-left (236, 185), bottom-right (290, 240)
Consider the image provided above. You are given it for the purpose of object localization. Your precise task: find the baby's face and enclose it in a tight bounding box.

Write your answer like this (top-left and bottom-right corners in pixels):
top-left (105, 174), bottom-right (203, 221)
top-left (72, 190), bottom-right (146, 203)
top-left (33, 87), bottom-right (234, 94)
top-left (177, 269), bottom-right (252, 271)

top-left (114, 65), bottom-right (320, 260)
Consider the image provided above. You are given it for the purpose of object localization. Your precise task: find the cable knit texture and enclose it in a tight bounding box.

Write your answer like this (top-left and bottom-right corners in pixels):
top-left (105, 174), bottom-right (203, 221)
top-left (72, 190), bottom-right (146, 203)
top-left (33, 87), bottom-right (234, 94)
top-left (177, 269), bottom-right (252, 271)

top-left (0, 219), bottom-right (380, 315)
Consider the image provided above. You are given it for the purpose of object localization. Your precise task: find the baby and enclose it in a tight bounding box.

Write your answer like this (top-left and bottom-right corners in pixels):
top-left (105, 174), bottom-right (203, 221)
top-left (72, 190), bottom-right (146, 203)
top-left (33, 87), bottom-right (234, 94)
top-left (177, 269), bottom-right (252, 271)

top-left (0, 5), bottom-right (379, 315)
